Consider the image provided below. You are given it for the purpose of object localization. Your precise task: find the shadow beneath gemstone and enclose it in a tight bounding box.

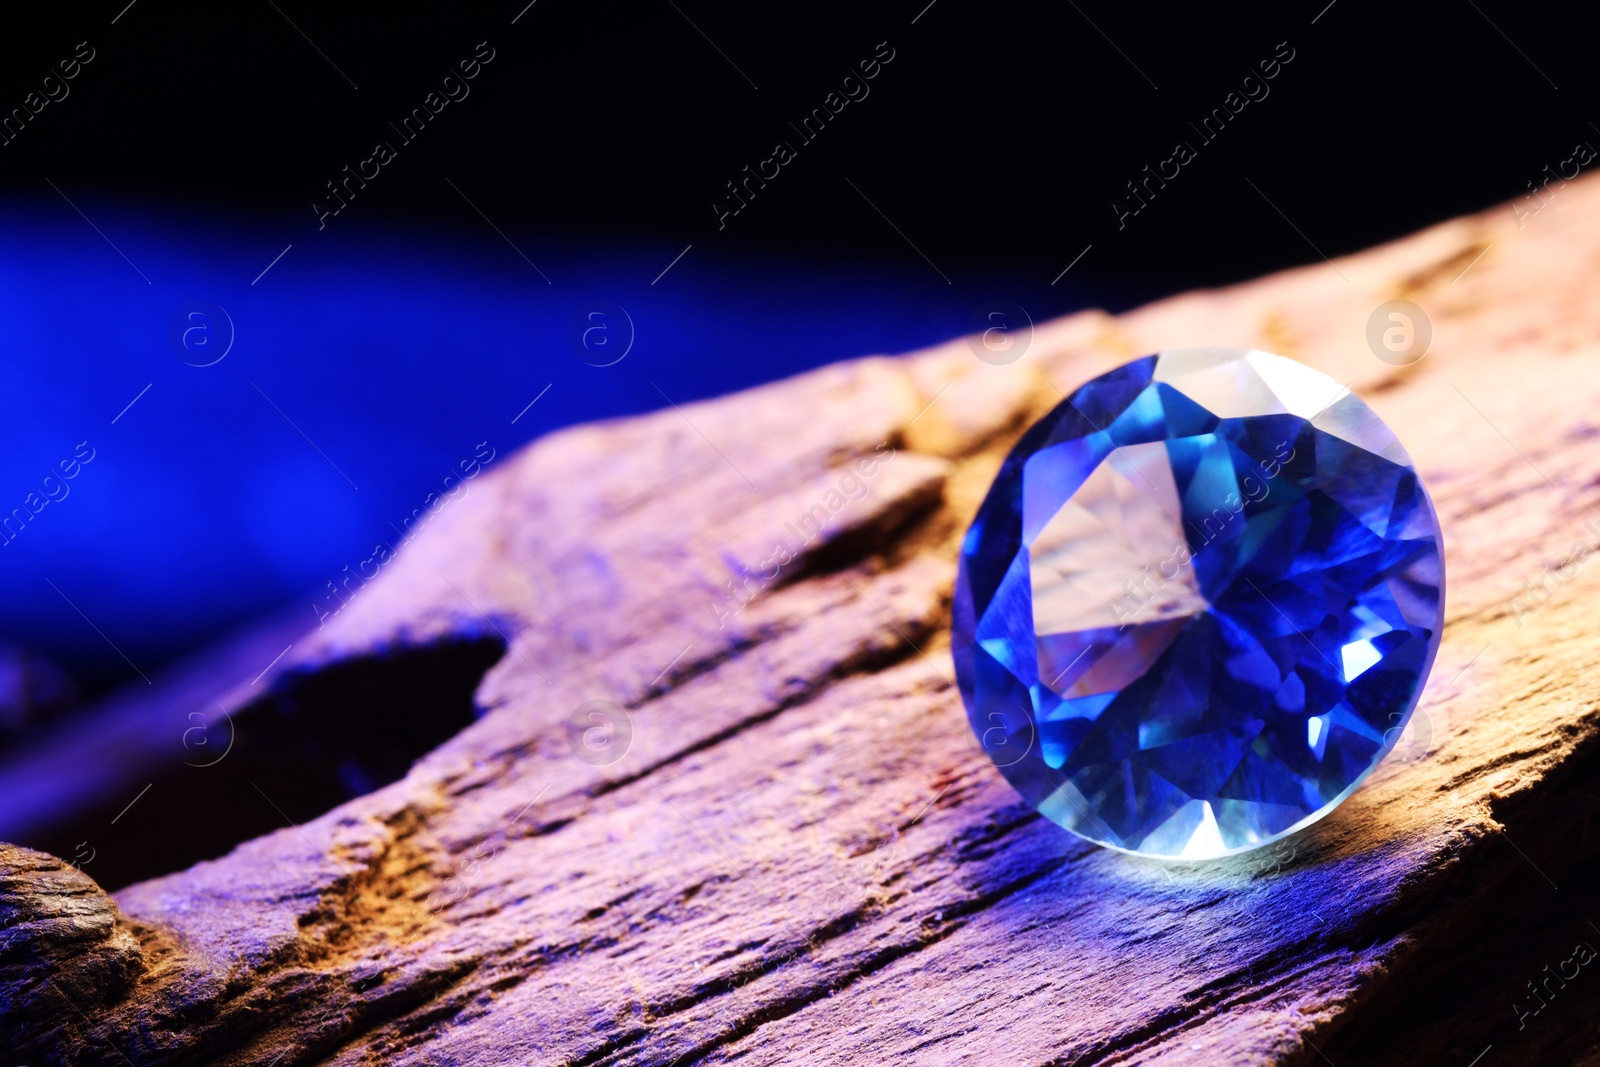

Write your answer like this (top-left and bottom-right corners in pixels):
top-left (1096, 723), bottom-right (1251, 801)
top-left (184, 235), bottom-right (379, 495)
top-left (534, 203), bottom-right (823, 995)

top-left (942, 721), bottom-right (1600, 1064)
top-left (920, 788), bottom-right (1449, 1067)
top-left (1321, 738), bottom-right (1600, 1065)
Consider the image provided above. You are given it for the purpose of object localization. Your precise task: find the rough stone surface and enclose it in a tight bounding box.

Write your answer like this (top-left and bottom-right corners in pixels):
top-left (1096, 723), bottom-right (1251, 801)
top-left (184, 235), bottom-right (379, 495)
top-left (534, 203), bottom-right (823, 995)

top-left (6, 177), bottom-right (1600, 1065)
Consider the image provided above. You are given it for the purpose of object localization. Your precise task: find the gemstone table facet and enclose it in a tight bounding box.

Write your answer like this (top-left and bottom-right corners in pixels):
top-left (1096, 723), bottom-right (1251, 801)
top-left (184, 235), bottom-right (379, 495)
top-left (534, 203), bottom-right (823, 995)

top-left (952, 348), bottom-right (1444, 859)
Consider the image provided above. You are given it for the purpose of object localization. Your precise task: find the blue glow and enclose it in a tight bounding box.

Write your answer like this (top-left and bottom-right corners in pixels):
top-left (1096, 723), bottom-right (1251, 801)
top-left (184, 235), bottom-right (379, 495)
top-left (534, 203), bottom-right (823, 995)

top-left (0, 198), bottom-right (1115, 688)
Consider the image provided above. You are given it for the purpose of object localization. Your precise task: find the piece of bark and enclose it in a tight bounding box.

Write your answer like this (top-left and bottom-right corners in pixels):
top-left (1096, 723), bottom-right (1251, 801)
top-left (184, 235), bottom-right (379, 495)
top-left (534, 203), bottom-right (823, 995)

top-left (6, 176), bottom-right (1600, 1066)
top-left (0, 845), bottom-right (141, 1034)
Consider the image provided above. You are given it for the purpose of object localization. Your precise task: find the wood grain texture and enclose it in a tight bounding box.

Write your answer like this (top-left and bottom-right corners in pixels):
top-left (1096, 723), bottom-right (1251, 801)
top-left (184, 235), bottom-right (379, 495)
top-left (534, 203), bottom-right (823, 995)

top-left (7, 176), bottom-right (1600, 1066)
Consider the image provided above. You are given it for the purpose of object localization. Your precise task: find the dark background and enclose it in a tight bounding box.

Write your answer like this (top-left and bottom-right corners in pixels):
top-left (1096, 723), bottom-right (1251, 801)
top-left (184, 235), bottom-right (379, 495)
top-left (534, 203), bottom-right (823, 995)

top-left (4, 0), bottom-right (1584, 282)
top-left (0, 0), bottom-right (1585, 703)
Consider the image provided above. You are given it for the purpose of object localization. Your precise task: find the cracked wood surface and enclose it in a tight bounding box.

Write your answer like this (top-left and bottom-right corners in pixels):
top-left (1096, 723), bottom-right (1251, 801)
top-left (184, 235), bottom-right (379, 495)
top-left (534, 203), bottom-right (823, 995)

top-left (7, 177), bottom-right (1600, 1066)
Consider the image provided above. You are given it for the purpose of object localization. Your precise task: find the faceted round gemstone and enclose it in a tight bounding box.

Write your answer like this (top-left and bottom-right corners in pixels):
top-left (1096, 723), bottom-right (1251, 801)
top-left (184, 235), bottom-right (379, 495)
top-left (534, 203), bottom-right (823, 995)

top-left (953, 348), bottom-right (1444, 859)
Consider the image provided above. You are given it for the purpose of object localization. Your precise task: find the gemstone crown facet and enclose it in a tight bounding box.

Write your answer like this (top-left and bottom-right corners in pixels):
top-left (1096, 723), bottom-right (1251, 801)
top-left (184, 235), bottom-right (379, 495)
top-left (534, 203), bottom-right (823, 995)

top-left (952, 348), bottom-right (1444, 859)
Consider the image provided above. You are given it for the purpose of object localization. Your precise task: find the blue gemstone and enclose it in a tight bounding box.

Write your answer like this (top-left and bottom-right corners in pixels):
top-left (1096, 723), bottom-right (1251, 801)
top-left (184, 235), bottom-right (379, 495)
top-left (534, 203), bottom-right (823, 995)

top-left (953, 349), bottom-right (1444, 859)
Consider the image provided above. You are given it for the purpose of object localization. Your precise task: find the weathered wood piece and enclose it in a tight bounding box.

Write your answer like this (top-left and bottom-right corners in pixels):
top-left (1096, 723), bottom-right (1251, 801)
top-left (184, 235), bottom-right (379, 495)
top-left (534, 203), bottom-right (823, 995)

top-left (7, 177), bottom-right (1600, 1066)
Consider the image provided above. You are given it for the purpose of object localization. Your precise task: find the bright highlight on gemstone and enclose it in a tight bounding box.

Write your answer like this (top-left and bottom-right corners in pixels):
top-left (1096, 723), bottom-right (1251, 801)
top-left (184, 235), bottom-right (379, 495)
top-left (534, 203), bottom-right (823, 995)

top-left (952, 348), bottom-right (1444, 860)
